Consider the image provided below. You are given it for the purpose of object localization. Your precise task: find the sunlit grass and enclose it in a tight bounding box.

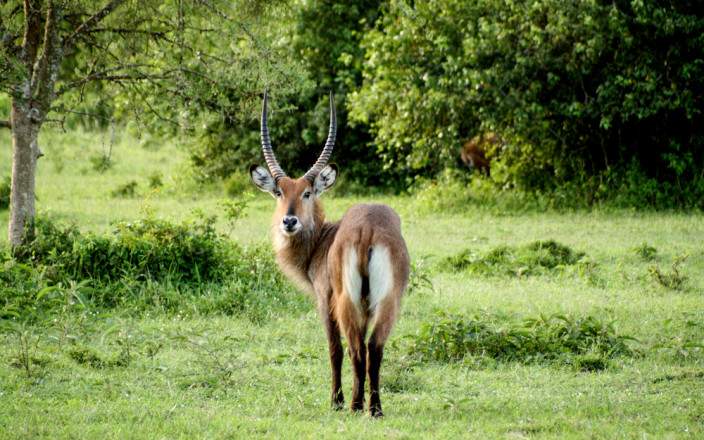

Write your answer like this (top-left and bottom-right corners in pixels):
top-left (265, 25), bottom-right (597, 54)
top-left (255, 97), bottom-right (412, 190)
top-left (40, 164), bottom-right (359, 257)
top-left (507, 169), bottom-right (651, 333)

top-left (1, 127), bottom-right (703, 438)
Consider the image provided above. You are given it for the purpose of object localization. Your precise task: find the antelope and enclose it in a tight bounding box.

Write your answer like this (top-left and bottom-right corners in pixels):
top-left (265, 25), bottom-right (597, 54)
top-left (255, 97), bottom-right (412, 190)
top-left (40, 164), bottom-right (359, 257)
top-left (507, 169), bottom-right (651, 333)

top-left (460, 132), bottom-right (501, 176)
top-left (249, 91), bottom-right (409, 417)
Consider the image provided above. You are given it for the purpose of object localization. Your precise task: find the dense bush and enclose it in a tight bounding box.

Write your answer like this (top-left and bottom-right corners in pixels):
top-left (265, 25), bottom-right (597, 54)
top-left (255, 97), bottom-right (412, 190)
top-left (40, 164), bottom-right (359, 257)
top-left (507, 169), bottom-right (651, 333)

top-left (410, 312), bottom-right (633, 369)
top-left (351, 0), bottom-right (704, 207)
top-left (13, 216), bottom-right (234, 283)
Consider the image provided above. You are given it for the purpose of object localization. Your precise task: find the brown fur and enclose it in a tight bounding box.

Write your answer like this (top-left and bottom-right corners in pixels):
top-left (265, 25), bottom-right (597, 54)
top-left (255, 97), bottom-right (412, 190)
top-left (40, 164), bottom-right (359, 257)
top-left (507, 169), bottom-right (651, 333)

top-left (461, 132), bottom-right (502, 175)
top-left (263, 177), bottom-right (409, 417)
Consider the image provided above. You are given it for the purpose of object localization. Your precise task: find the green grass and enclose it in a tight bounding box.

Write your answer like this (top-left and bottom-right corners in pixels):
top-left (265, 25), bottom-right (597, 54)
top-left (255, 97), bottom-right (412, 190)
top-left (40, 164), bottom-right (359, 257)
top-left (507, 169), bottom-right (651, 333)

top-left (1, 127), bottom-right (704, 438)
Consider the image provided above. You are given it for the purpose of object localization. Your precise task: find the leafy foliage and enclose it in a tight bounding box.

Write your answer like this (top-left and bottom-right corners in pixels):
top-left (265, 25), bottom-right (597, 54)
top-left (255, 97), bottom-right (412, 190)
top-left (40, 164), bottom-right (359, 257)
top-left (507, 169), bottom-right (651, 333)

top-left (188, 0), bottom-right (387, 186)
top-left (351, 0), bottom-right (704, 206)
top-left (409, 312), bottom-right (633, 369)
top-left (1, 0), bottom-right (306, 147)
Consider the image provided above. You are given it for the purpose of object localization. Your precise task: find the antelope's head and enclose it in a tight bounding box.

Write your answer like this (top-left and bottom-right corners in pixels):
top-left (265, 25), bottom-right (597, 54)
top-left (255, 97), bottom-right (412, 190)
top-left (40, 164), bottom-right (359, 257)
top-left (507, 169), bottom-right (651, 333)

top-left (250, 91), bottom-right (338, 238)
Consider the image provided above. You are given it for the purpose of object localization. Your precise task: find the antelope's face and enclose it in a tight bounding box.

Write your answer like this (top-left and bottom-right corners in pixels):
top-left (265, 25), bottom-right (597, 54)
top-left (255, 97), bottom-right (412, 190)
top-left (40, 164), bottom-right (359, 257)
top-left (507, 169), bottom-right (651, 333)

top-left (250, 165), bottom-right (337, 237)
top-left (249, 89), bottom-right (338, 238)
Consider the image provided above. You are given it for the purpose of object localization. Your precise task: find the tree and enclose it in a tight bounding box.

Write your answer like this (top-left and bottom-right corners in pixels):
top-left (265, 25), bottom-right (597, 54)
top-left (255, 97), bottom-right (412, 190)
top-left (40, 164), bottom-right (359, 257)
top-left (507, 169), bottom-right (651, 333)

top-left (350, 0), bottom-right (704, 206)
top-left (0, 0), bottom-right (301, 247)
top-left (188, 0), bottom-right (387, 187)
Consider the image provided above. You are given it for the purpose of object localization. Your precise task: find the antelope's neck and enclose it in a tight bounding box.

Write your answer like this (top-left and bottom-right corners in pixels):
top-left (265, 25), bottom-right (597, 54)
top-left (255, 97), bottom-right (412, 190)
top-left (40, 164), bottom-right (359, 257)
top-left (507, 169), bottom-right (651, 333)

top-left (273, 220), bottom-right (339, 294)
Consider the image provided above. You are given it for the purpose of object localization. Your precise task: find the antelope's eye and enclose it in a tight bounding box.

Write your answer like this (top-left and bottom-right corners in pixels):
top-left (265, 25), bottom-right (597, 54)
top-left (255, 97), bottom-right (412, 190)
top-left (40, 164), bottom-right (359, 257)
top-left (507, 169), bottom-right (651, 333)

top-left (302, 191), bottom-right (312, 200)
top-left (273, 189), bottom-right (282, 198)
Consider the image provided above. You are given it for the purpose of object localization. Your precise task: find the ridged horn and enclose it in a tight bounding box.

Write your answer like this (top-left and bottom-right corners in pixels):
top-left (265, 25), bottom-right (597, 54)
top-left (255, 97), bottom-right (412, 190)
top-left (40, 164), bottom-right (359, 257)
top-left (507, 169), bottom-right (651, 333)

top-left (260, 90), bottom-right (286, 182)
top-left (303, 92), bottom-right (336, 182)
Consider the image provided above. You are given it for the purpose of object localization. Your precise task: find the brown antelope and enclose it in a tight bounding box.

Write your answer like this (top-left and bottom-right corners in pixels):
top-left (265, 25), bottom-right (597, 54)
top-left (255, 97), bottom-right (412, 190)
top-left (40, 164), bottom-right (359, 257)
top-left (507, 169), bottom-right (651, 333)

top-left (460, 132), bottom-right (501, 176)
top-left (249, 91), bottom-right (409, 417)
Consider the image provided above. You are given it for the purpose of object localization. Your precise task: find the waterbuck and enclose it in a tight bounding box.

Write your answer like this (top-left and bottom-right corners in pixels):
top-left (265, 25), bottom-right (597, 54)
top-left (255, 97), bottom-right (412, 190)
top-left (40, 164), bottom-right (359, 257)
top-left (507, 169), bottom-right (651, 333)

top-left (249, 91), bottom-right (409, 417)
top-left (460, 132), bottom-right (500, 176)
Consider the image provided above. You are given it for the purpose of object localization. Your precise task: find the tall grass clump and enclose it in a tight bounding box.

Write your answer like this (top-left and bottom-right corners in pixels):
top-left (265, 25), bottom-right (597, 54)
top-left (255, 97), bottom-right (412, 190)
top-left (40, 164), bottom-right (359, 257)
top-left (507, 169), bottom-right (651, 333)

top-left (648, 255), bottom-right (689, 291)
top-left (439, 240), bottom-right (585, 277)
top-left (409, 312), bottom-right (633, 370)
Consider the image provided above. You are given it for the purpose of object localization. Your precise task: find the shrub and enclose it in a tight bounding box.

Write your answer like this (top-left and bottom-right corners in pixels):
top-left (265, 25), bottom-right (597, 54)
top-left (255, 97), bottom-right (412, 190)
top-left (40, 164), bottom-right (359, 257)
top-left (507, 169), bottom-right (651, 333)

top-left (111, 180), bottom-right (138, 198)
top-left (409, 312), bottom-right (633, 368)
top-left (220, 194), bottom-right (253, 234)
top-left (439, 240), bottom-right (584, 276)
top-left (0, 259), bottom-right (49, 320)
top-left (634, 242), bottom-right (658, 261)
top-left (89, 153), bottom-right (112, 173)
top-left (407, 256), bottom-right (435, 295)
top-left (3, 216), bottom-right (308, 322)
top-left (68, 345), bottom-right (107, 369)
top-left (649, 255), bottom-right (688, 291)
top-left (148, 172), bottom-right (163, 189)
top-left (14, 216), bottom-right (235, 284)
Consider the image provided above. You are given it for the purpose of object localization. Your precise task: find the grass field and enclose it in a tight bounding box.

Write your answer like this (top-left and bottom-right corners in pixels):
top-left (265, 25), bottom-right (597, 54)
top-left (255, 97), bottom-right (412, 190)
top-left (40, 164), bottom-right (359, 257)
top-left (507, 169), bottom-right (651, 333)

top-left (1, 128), bottom-right (703, 438)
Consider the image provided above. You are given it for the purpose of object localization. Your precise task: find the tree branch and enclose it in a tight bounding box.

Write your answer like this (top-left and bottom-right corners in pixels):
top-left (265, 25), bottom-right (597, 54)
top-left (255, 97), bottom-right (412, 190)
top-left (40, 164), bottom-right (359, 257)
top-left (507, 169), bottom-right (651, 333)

top-left (63, 0), bottom-right (127, 50)
top-left (21, 0), bottom-right (43, 73)
top-left (84, 27), bottom-right (167, 39)
top-left (56, 64), bottom-right (167, 95)
top-left (0, 120), bottom-right (10, 129)
top-left (30, 0), bottom-right (60, 116)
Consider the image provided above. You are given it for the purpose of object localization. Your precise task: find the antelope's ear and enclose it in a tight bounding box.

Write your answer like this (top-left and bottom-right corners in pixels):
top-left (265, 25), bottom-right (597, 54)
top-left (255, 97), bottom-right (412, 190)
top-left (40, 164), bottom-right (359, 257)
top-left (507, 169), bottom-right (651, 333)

top-left (250, 165), bottom-right (276, 193)
top-left (313, 164), bottom-right (337, 196)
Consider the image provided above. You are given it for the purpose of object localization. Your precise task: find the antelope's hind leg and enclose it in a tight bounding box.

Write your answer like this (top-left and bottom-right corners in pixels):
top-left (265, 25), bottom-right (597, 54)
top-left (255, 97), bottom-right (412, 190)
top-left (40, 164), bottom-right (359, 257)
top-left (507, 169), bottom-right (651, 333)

top-left (335, 246), bottom-right (368, 413)
top-left (366, 298), bottom-right (398, 418)
top-left (366, 244), bottom-right (404, 417)
top-left (337, 296), bottom-right (367, 412)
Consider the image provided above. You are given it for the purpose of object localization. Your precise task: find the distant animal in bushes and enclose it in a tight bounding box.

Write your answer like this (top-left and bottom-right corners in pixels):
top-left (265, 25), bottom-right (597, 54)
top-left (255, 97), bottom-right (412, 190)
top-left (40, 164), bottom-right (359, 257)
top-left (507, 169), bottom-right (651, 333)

top-left (460, 132), bottom-right (502, 176)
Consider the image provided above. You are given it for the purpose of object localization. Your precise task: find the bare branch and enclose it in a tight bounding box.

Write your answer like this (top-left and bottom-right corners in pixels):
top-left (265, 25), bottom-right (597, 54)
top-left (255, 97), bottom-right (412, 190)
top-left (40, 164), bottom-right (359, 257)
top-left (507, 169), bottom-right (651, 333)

top-left (68, 72), bottom-right (166, 87)
top-left (0, 120), bottom-right (10, 129)
top-left (83, 27), bottom-right (167, 40)
top-left (63, 0), bottom-right (126, 49)
top-left (21, 0), bottom-right (43, 72)
top-left (30, 0), bottom-right (60, 115)
top-left (56, 64), bottom-right (168, 95)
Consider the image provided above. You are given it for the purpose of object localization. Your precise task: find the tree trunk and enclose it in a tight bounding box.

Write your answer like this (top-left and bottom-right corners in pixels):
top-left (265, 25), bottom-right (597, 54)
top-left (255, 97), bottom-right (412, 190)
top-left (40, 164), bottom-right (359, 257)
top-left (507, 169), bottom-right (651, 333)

top-left (8, 97), bottom-right (42, 248)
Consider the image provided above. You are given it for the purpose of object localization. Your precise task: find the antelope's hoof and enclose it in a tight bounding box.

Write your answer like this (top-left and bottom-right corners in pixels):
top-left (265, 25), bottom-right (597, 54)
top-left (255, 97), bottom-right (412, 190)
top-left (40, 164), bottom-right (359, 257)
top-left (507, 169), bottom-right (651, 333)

top-left (331, 393), bottom-right (345, 410)
top-left (370, 406), bottom-right (384, 418)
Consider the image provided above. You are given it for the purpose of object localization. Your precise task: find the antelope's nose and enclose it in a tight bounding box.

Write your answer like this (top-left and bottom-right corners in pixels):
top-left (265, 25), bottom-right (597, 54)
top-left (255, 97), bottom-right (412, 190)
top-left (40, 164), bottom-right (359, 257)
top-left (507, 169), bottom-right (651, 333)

top-left (282, 215), bottom-right (298, 230)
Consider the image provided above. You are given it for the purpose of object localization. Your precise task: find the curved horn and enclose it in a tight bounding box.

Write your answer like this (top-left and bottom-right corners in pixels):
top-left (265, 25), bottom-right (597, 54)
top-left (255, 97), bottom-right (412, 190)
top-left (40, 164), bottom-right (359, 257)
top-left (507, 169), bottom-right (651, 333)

top-left (260, 90), bottom-right (286, 182)
top-left (303, 92), bottom-right (336, 182)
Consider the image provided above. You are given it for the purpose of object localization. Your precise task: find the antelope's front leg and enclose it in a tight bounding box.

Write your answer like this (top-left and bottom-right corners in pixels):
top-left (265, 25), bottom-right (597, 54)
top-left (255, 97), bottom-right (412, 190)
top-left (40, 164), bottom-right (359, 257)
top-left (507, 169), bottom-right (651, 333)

top-left (324, 314), bottom-right (345, 409)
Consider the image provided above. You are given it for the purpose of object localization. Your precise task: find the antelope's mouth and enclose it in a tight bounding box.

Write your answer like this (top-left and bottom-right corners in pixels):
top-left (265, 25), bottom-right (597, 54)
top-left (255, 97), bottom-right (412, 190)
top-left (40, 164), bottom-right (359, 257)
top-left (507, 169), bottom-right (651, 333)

top-left (279, 223), bottom-right (303, 237)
